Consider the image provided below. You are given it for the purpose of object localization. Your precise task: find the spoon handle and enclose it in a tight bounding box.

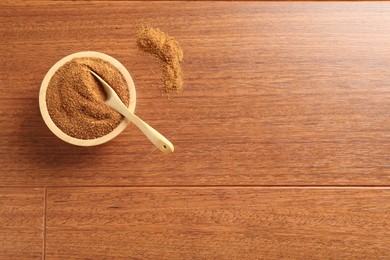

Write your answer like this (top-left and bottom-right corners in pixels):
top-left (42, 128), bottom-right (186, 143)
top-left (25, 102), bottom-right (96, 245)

top-left (120, 108), bottom-right (174, 154)
top-left (89, 70), bottom-right (173, 154)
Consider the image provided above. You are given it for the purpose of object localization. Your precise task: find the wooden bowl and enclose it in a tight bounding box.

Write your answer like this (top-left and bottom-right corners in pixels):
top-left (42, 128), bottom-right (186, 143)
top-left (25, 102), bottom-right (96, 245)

top-left (39, 51), bottom-right (136, 146)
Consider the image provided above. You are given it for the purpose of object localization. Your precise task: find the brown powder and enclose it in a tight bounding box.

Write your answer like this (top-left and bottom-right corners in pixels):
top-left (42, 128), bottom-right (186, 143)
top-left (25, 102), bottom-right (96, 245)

top-left (46, 57), bottom-right (130, 139)
top-left (137, 27), bottom-right (184, 92)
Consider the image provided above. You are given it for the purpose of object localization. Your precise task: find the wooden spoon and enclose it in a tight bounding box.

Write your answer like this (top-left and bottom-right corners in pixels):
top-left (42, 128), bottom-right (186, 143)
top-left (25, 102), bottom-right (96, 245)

top-left (90, 70), bottom-right (174, 154)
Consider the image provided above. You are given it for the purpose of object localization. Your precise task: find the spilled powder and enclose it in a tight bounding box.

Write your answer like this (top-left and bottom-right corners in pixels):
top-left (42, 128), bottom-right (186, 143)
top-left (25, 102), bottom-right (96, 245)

top-left (46, 57), bottom-right (130, 139)
top-left (137, 27), bottom-right (184, 92)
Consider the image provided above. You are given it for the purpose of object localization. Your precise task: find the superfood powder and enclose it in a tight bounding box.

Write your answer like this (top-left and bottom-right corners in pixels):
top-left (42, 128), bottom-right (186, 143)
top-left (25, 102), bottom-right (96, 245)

top-left (46, 57), bottom-right (130, 139)
top-left (137, 27), bottom-right (184, 92)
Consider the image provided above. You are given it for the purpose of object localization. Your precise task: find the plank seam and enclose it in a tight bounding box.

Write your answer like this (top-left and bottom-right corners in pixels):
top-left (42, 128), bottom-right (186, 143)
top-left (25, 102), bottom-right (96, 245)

top-left (42, 187), bottom-right (47, 260)
top-left (1, 185), bottom-right (389, 188)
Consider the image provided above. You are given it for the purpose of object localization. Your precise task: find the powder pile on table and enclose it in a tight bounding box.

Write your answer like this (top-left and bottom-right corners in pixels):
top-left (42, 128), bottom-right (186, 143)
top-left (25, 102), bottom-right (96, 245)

top-left (46, 57), bottom-right (130, 139)
top-left (137, 27), bottom-right (184, 93)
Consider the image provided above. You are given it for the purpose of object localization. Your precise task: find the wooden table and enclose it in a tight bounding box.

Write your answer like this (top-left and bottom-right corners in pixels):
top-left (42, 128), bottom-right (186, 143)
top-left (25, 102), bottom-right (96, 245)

top-left (1, 1), bottom-right (389, 259)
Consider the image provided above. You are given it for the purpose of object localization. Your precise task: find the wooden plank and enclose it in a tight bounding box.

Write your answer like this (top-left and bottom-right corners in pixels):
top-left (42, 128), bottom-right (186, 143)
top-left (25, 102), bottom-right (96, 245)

top-left (0, 188), bottom-right (44, 260)
top-left (46, 187), bottom-right (390, 259)
top-left (0, 2), bottom-right (389, 186)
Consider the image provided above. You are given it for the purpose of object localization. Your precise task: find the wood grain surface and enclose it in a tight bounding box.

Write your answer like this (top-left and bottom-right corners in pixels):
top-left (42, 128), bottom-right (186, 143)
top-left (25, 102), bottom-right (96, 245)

top-left (0, 2), bottom-right (389, 186)
top-left (46, 187), bottom-right (390, 259)
top-left (0, 188), bottom-right (44, 259)
top-left (1, 1), bottom-right (390, 259)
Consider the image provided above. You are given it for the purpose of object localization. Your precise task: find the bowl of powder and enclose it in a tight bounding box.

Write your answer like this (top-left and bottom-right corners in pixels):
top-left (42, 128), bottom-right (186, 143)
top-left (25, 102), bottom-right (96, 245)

top-left (39, 51), bottom-right (136, 146)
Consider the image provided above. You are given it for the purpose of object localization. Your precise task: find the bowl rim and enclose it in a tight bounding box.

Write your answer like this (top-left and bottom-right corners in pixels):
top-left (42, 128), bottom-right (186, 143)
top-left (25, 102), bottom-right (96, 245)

top-left (39, 51), bottom-right (136, 146)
